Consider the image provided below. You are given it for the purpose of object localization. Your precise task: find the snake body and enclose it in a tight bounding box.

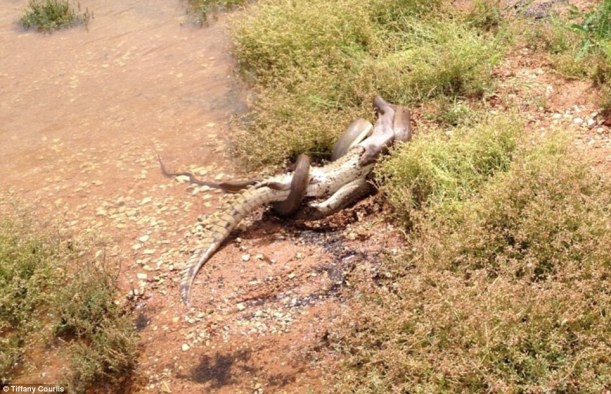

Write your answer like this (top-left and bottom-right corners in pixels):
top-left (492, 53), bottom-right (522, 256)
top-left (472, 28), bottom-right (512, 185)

top-left (179, 146), bottom-right (371, 304)
top-left (169, 97), bottom-right (411, 305)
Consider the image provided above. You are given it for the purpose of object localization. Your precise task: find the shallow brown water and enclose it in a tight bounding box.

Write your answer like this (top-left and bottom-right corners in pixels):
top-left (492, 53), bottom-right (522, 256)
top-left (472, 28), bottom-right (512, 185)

top-left (0, 0), bottom-right (243, 196)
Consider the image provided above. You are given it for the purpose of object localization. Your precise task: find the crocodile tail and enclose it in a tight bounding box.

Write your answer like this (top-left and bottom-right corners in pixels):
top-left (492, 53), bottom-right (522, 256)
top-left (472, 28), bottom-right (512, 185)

top-left (180, 186), bottom-right (288, 305)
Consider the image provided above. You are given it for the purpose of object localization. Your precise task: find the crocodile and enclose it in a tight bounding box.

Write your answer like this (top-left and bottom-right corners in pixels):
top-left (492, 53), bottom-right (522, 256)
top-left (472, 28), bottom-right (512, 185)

top-left (176, 96), bottom-right (411, 305)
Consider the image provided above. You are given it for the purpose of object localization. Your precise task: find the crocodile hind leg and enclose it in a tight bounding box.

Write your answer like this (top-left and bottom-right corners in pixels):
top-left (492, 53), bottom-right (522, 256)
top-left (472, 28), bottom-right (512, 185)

top-left (306, 178), bottom-right (373, 219)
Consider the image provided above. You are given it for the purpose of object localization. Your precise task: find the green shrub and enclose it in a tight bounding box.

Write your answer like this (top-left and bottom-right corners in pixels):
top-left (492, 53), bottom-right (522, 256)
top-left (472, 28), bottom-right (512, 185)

top-left (0, 215), bottom-right (63, 376)
top-left (416, 134), bottom-right (610, 279)
top-left (187, 0), bottom-right (248, 25)
top-left (332, 131), bottom-right (611, 393)
top-left (428, 97), bottom-right (480, 127)
top-left (520, 2), bottom-right (611, 84)
top-left (376, 114), bottom-right (520, 223)
top-left (568, 1), bottom-right (611, 51)
top-left (231, 0), bottom-right (502, 168)
top-left (360, 21), bottom-right (501, 103)
top-left (465, 0), bottom-right (503, 31)
top-left (0, 207), bottom-right (137, 391)
top-left (67, 317), bottom-right (139, 393)
top-left (54, 263), bottom-right (139, 393)
top-left (20, 0), bottom-right (91, 32)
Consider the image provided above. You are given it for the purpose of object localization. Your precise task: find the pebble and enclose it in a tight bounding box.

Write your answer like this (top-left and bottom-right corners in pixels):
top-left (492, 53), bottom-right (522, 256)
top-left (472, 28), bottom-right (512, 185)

top-left (181, 344), bottom-right (190, 352)
top-left (241, 254), bottom-right (251, 262)
top-left (573, 117), bottom-right (583, 125)
top-left (137, 273), bottom-right (148, 280)
top-left (236, 303), bottom-right (246, 311)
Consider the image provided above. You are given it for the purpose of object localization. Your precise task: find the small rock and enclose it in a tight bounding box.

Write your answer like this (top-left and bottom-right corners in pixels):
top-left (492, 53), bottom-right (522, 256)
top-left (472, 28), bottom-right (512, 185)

top-left (241, 254), bottom-right (251, 262)
top-left (139, 234), bottom-right (150, 242)
top-left (573, 117), bottom-right (584, 125)
top-left (181, 344), bottom-right (190, 352)
top-left (237, 303), bottom-right (246, 311)
top-left (587, 118), bottom-right (596, 128)
top-left (137, 273), bottom-right (148, 280)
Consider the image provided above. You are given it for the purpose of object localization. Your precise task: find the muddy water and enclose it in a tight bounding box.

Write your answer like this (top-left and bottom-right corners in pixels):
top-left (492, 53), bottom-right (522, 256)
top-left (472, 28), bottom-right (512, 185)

top-left (0, 0), bottom-right (242, 195)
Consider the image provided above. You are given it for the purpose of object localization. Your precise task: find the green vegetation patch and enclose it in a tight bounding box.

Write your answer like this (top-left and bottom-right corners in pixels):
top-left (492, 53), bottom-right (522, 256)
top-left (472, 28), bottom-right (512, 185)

top-left (376, 114), bottom-right (520, 222)
top-left (519, 1), bottom-right (611, 103)
top-left (0, 209), bottom-right (138, 392)
top-left (332, 125), bottom-right (611, 392)
top-left (187, 0), bottom-right (248, 25)
top-left (0, 216), bottom-right (59, 375)
top-left (20, 0), bottom-right (91, 32)
top-left (231, 0), bottom-right (503, 168)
